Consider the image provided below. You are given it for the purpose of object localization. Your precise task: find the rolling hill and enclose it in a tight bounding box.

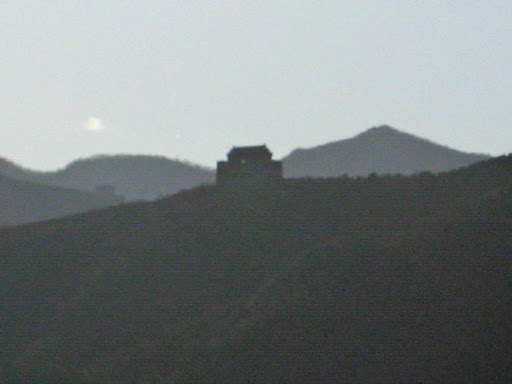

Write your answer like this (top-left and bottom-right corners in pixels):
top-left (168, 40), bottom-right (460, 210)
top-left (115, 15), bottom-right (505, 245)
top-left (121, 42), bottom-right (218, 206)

top-left (0, 155), bottom-right (215, 201)
top-left (0, 174), bottom-right (123, 227)
top-left (283, 125), bottom-right (490, 177)
top-left (1, 127), bottom-right (490, 205)
top-left (1, 154), bottom-right (510, 382)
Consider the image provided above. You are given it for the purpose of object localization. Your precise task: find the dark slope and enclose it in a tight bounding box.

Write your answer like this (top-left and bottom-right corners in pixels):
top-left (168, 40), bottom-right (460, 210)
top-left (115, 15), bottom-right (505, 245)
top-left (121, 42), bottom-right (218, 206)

top-left (0, 155), bottom-right (215, 201)
top-left (0, 174), bottom-right (123, 226)
top-left (1, 155), bottom-right (511, 382)
top-left (283, 125), bottom-right (490, 178)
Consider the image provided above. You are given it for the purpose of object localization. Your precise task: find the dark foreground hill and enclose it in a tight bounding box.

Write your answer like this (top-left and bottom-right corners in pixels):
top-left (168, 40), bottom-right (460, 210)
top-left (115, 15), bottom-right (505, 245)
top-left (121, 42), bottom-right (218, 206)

top-left (0, 174), bottom-right (123, 226)
top-left (283, 125), bottom-right (490, 177)
top-left (0, 155), bottom-right (215, 201)
top-left (1, 155), bottom-right (511, 382)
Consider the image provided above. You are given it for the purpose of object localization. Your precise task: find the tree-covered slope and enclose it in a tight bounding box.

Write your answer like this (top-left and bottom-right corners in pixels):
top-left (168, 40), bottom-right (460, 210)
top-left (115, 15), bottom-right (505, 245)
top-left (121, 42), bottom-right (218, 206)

top-left (1, 155), bottom-right (510, 382)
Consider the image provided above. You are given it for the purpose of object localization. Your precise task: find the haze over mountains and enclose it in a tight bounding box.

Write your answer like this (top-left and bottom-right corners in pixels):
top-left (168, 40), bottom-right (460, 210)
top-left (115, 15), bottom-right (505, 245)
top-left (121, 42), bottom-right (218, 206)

top-left (0, 174), bottom-right (123, 226)
top-left (1, 154), bottom-right (510, 382)
top-left (0, 126), bottom-right (493, 226)
top-left (283, 125), bottom-right (490, 177)
top-left (1, 126), bottom-right (489, 202)
top-left (0, 155), bottom-right (214, 202)
top-left (0, 125), bottom-right (495, 230)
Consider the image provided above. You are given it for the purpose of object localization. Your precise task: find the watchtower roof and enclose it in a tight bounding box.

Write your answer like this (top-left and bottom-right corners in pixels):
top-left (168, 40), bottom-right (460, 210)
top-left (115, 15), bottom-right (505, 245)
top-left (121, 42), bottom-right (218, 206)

top-left (228, 145), bottom-right (272, 158)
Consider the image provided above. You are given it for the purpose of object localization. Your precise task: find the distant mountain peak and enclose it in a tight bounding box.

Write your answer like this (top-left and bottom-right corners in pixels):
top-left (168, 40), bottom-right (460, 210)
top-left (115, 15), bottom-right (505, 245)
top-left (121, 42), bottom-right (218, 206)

top-left (365, 124), bottom-right (398, 133)
top-left (283, 125), bottom-right (490, 178)
top-left (356, 125), bottom-right (407, 138)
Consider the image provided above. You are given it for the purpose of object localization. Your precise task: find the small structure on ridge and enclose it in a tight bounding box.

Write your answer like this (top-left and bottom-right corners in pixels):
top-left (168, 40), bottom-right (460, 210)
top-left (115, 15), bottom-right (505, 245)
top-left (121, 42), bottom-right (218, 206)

top-left (216, 145), bottom-right (283, 185)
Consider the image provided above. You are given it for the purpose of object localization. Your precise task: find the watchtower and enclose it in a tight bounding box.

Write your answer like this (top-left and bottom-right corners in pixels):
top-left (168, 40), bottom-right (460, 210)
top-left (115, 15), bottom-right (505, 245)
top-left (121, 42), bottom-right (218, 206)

top-left (216, 145), bottom-right (283, 185)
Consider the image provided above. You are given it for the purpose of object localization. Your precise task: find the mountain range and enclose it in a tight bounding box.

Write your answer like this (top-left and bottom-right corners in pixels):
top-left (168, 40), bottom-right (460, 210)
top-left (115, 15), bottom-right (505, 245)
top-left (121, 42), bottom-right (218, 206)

top-left (0, 155), bottom-right (214, 202)
top-left (1, 154), bottom-right (510, 382)
top-left (0, 126), bottom-right (492, 226)
top-left (283, 125), bottom-right (490, 177)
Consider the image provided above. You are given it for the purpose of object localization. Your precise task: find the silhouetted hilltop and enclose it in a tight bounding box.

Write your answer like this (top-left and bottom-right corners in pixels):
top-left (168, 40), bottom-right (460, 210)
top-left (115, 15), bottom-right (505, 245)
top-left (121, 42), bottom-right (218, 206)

top-left (284, 125), bottom-right (490, 177)
top-left (1, 127), bottom-right (490, 202)
top-left (0, 157), bottom-right (43, 181)
top-left (0, 174), bottom-right (123, 226)
top-left (0, 155), bottom-right (215, 201)
top-left (1, 154), bottom-right (510, 382)
top-left (48, 155), bottom-right (215, 201)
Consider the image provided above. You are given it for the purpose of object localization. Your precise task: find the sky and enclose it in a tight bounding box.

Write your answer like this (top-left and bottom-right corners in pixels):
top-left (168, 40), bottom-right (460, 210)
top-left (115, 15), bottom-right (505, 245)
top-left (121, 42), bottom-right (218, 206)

top-left (1, 1), bottom-right (511, 170)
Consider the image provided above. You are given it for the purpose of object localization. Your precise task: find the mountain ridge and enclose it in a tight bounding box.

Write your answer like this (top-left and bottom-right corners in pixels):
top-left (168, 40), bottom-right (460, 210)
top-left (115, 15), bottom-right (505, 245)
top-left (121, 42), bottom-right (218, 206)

top-left (1, 154), bottom-right (510, 381)
top-left (283, 125), bottom-right (490, 177)
top-left (0, 154), bottom-right (215, 201)
top-left (0, 126), bottom-right (494, 226)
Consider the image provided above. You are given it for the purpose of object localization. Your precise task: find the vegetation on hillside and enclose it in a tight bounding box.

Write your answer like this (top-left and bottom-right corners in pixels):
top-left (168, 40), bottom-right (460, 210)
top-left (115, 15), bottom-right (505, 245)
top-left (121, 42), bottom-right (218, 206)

top-left (1, 155), bottom-right (510, 382)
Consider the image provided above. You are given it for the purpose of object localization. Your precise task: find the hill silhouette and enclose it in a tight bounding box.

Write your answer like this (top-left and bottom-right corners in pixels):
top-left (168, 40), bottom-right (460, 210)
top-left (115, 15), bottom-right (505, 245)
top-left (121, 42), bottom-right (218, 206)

top-left (0, 155), bottom-right (215, 201)
top-left (1, 154), bottom-right (510, 382)
top-left (283, 125), bottom-right (490, 177)
top-left (0, 174), bottom-right (123, 226)
top-left (1, 126), bottom-right (490, 204)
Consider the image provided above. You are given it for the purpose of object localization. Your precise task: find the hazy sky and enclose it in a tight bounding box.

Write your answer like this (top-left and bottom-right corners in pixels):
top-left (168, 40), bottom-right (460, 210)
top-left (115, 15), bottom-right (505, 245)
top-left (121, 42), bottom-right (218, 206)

top-left (1, 1), bottom-right (511, 170)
